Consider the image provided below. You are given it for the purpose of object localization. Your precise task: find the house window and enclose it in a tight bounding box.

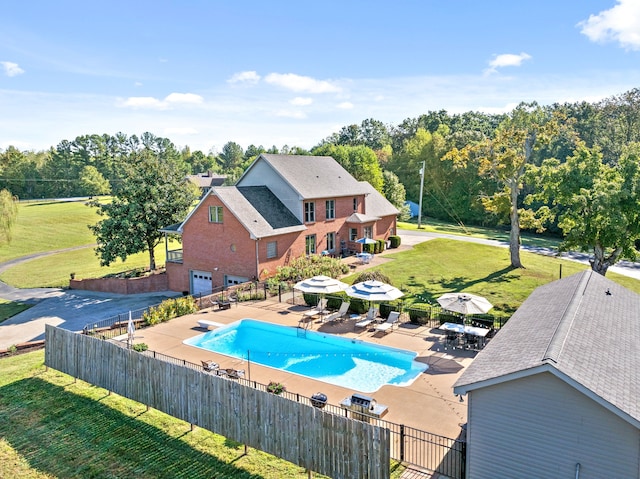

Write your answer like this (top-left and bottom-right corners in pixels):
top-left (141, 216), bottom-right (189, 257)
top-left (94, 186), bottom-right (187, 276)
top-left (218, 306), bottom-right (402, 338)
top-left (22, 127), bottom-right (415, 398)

top-left (325, 200), bottom-right (335, 220)
top-left (353, 198), bottom-right (358, 212)
top-left (364, 226), bottom-right (373, 238)
top-left (305, 234), bottom-right (316, 255)
top-left (349, 228), bottom-right (358, 241)
top-left (304, 202), bottom-right (315, 223)
top-left (266, 241), bottom-right (277, 259)
top-left (326, 232), bottom-right (335, 251)
top-left (209, 206), bottom-right (223, 223)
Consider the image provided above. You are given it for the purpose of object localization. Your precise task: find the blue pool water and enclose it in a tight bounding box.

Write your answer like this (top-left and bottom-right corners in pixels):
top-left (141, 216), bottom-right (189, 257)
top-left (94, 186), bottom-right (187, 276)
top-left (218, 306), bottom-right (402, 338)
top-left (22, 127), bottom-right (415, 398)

top-left (184, 319), bottom-right (427, 392)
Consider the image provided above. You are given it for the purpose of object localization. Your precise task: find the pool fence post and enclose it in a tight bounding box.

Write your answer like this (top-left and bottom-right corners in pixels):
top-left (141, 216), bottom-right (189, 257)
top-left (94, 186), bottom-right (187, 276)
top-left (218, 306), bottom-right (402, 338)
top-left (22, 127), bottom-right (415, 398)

top-left (247, 350), bottom-right (251, 381)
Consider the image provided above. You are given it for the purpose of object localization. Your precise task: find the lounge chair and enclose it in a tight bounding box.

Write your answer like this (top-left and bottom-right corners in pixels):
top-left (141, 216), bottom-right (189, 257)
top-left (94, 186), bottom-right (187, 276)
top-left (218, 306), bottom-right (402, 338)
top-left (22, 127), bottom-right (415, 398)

top-left (222, 368), bottom-right (245, 379)
top-left (324, 301), bottom-right (350, 322)
top-left (303, 298), bottom-right (328, 318)
top-left (201, 360), bottom-right (219, 372)
top-left (354, 306), bottom-right (379, 329)
top-left (375, 311), bottom-right (401, 334)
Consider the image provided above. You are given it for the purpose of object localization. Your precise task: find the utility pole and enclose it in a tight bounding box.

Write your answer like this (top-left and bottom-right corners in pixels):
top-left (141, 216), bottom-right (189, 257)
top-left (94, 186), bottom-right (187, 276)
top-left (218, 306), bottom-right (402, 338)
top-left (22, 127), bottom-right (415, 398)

top-left (417, 160), bottom-right (425, 229)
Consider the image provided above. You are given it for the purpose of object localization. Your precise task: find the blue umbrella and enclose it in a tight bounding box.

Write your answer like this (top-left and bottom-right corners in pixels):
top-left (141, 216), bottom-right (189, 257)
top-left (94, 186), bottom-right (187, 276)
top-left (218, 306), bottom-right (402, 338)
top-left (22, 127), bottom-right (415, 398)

top-left (355, 237), bottom-right (377, 245)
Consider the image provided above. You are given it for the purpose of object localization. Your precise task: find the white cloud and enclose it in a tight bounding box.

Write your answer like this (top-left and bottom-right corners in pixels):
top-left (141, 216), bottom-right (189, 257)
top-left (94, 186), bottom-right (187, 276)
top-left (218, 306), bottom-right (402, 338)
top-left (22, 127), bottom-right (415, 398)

top-left (120, 92), bottom-right (203, 109)
top-left (1, 61), bottom-right (25, 77)
top-left (120, 96), bottom-right (165, 109)
top-left (579, 0), bottom-right (640, 50)
top-left (228, 70), bottom-right (261, 84)
top-left (485, 53), bottom-right (532, 74)
top-left (165, 92), bottom-right (204, 105)
top-left (264, 73), bottom-right (341, 93)
top-left (290, 96), bottom-right (313, 106)
top-left (337, 101), bottom-right (354, 110)
top-left (134, 81), bottom-right (143, 87)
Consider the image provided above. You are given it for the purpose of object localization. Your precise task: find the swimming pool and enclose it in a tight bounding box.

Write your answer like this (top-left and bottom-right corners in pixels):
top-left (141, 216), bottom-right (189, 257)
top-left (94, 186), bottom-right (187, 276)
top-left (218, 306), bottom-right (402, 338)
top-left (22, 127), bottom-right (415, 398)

top-left (184, 319), bottom-right (427, 392)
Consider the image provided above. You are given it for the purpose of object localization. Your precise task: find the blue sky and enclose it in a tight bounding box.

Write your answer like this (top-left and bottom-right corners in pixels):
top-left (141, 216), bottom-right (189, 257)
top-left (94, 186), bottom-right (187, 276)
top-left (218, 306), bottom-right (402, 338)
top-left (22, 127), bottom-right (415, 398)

top-left (1, 0), bottom-right (640, 153)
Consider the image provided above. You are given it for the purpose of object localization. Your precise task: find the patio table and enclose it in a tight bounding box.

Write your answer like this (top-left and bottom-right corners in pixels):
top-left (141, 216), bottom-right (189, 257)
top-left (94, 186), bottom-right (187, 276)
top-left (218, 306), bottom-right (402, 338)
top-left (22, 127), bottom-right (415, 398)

top-left (440, 322), bottom-right (490, 350)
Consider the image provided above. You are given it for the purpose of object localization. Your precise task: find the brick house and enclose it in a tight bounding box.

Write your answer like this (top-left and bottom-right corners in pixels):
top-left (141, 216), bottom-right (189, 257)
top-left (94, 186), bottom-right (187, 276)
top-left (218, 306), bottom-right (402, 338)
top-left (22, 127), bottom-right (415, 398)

top-left (164, 154), bottom-right (399, 295)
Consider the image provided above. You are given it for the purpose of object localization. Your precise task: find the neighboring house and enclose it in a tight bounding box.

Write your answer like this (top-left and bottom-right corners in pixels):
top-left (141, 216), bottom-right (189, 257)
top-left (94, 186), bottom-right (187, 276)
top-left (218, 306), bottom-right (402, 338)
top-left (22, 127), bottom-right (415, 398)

top-left (453, 270), bottom-right (640, 478)
top-left (164, 154), bottom-right (399, 294)
top-left (187, 172), bottom-right (226, 196)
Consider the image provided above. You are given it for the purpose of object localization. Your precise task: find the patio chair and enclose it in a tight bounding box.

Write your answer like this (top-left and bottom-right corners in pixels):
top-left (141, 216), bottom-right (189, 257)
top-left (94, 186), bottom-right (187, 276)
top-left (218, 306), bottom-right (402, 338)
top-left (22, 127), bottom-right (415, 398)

top-left (201, 360), bottom-right (219, 372)
top-left (224, 368), bottom-right (245, 379)
top-left (354, 306), bottom-right (379, 330)
top-left (324, 301), bottom-right (350, 322)
top-left (375, 311), bottom-right (401, 334)
top-left (303, 297), bottom-right (328, 318)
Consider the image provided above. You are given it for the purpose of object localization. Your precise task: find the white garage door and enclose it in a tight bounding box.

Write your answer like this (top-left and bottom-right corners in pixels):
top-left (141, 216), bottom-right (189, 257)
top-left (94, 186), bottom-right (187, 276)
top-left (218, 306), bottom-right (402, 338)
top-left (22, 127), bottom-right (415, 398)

top-left (191, 270), bottom-right (212, 295)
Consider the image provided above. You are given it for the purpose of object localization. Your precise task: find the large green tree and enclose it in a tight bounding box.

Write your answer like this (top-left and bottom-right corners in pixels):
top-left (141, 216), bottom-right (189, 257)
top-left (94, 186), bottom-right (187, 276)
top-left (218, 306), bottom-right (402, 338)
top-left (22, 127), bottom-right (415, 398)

top-left (89, 146), bottom-right (199, 271)
top-left (0, 189), bottom-right (18, 246)
top-left (311, 144), bottom-right (384, 192)
top-left (525, 143), bottom-right (640, 275)
top-left (445, 103), bottom-right (557, 268)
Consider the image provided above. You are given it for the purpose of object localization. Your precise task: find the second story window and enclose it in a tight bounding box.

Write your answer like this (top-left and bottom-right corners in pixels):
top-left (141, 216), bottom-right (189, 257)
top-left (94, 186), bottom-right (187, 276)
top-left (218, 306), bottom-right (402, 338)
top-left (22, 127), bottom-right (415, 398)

top-left (209, 206), bottom-right (223, 223)
top-left (304, 201), bottom-right (315, 223)
top-left (325, 199), bottom-right (335, 220)
top-left (353, 197), bottom-right (358, 212)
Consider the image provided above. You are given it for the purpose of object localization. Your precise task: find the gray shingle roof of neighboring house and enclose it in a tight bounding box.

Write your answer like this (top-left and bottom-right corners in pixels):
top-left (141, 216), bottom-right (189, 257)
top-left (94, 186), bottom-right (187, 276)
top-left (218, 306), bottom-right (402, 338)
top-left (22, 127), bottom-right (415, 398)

top-left (214, 185), bottom-right (305, 239)
top-left (359, 181), bottom-right (400, 218)
top-left (187, 173), bottom-right (226, 188)
top-left (244, 154), bottom-right (371, 199)
top-left (454, 270), bottom-right (640, 425)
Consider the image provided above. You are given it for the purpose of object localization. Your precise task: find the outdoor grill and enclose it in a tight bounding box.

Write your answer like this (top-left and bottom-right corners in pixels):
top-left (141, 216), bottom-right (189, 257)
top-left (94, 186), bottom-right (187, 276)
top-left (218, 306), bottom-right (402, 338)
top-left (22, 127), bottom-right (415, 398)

top-left (350, 393), bottom-right (376, 410)
top-left (340, 393), bottom-right (388, 421)
top-left (311, 392), bottom-right (328, 408)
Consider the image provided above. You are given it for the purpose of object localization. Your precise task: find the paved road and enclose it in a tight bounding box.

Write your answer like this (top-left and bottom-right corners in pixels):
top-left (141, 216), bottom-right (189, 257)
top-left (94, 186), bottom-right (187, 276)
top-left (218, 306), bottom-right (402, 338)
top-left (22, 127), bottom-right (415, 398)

top-left (0, 246), bottom-right (179, 349)
top-left (2, 229), bottom-right (639, 350)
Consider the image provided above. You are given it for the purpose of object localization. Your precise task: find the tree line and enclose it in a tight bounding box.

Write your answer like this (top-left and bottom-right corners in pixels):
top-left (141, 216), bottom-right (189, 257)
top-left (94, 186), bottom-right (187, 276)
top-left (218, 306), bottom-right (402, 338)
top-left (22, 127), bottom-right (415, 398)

top-left (1, 88), bottom-right (640, 275)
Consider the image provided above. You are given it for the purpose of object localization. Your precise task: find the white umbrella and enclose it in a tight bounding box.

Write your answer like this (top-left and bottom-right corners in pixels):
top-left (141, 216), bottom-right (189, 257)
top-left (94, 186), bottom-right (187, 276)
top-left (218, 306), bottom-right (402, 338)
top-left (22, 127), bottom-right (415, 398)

top-left (127, 311), bottom-right (135, 348)
top-left (437, 293), bottom-right (493, 315)
top-left (345, 280), bottom-right (404, 303)
top-left (355, 237), bottom-right (377, 245)
top-left (293, 275), bottom-right (349, 295)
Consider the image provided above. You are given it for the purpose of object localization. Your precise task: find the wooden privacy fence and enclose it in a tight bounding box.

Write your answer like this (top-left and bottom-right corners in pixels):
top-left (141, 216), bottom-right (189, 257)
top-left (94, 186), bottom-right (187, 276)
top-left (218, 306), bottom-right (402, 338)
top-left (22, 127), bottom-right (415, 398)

top-left (44, 325), bottom-right (391, 479)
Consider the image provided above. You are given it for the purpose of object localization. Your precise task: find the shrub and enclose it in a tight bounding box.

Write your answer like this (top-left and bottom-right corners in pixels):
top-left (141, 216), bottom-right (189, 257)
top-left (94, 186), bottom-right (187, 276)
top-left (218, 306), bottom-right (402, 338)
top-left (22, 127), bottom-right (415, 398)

top-left (132, 343), bottom-right (148, 352)
top-left (389, 235), bottom-right (401, 248)
top-left (266, 381), bottom-right (286, 395)
top-left (142, 296), bottom-right (198, 326)
top-left (7, 344), bottom-right (18, 355)
top-left (408, 306), bottom-right (431, 324)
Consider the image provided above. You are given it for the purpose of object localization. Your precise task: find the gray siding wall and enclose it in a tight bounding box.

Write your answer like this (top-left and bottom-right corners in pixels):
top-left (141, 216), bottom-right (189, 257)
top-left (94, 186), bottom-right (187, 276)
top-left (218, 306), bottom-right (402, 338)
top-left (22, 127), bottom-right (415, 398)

top-left (467, 372), bottom-right (640, 478)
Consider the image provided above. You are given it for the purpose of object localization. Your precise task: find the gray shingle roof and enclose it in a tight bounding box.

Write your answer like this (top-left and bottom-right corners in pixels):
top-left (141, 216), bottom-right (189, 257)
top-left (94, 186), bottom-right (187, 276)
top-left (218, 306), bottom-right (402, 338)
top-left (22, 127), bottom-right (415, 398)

top-left (360, 181), bottom-right (399, 218)
top-left (247, 154), bottom-right (370, 199)
top-left (454, 270), bottom-right (640, 424)
top-left (214, 186), bottom-right (305, 239)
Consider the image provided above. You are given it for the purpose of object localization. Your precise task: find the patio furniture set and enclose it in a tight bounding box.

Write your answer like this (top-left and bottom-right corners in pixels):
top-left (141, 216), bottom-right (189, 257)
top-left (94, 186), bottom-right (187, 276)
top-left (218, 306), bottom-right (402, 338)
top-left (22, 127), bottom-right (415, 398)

top-left (440, 322), bottom-right (491, 351)
top-left (201, 360), bottom-right (245, 379)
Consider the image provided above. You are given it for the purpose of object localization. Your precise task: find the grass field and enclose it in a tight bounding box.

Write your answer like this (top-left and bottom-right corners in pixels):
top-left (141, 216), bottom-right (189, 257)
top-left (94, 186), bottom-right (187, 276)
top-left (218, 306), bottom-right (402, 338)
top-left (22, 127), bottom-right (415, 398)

top-left (346, 238), bottom-right (640, 318)
top-left (0, 351), bottom-right (405, 478)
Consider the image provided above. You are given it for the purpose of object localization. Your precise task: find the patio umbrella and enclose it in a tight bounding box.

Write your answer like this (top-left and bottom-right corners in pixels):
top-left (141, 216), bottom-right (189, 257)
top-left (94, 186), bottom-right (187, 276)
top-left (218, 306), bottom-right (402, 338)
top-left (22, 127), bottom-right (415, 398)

top-left (355, 237), bottom-right (377, 245)
top-left (293, 275), bottom-right (349, 296)
top-left (345, 280), bottom-right (404, 304)
top-left (437, 293), bottom-right (493, 315)
top-left (127, 311), bottom-right (135, 348)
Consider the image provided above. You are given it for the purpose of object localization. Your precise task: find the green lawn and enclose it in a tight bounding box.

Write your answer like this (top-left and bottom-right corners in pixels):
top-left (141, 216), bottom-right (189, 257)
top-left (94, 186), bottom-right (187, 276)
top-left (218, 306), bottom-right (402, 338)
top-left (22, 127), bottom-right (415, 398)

top-left (0, 299), bottom-right (30, 323)
top-left (0, 200), bottom-right (100, 264)
top-left (348, 238), bottom-right (640, 318)
top-left (0, 351), bottom-right (405, 479)
top-left (0, 243), bottom-right (175, 288)
top-left (397, 218), bottom-right (562, 249)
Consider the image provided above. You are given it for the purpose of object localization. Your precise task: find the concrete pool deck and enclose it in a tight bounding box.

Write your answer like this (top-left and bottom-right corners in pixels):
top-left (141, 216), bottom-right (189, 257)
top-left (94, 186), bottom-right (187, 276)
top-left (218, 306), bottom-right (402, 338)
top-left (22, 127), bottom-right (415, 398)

top-left (125, 298), bottom-right (477, 439)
